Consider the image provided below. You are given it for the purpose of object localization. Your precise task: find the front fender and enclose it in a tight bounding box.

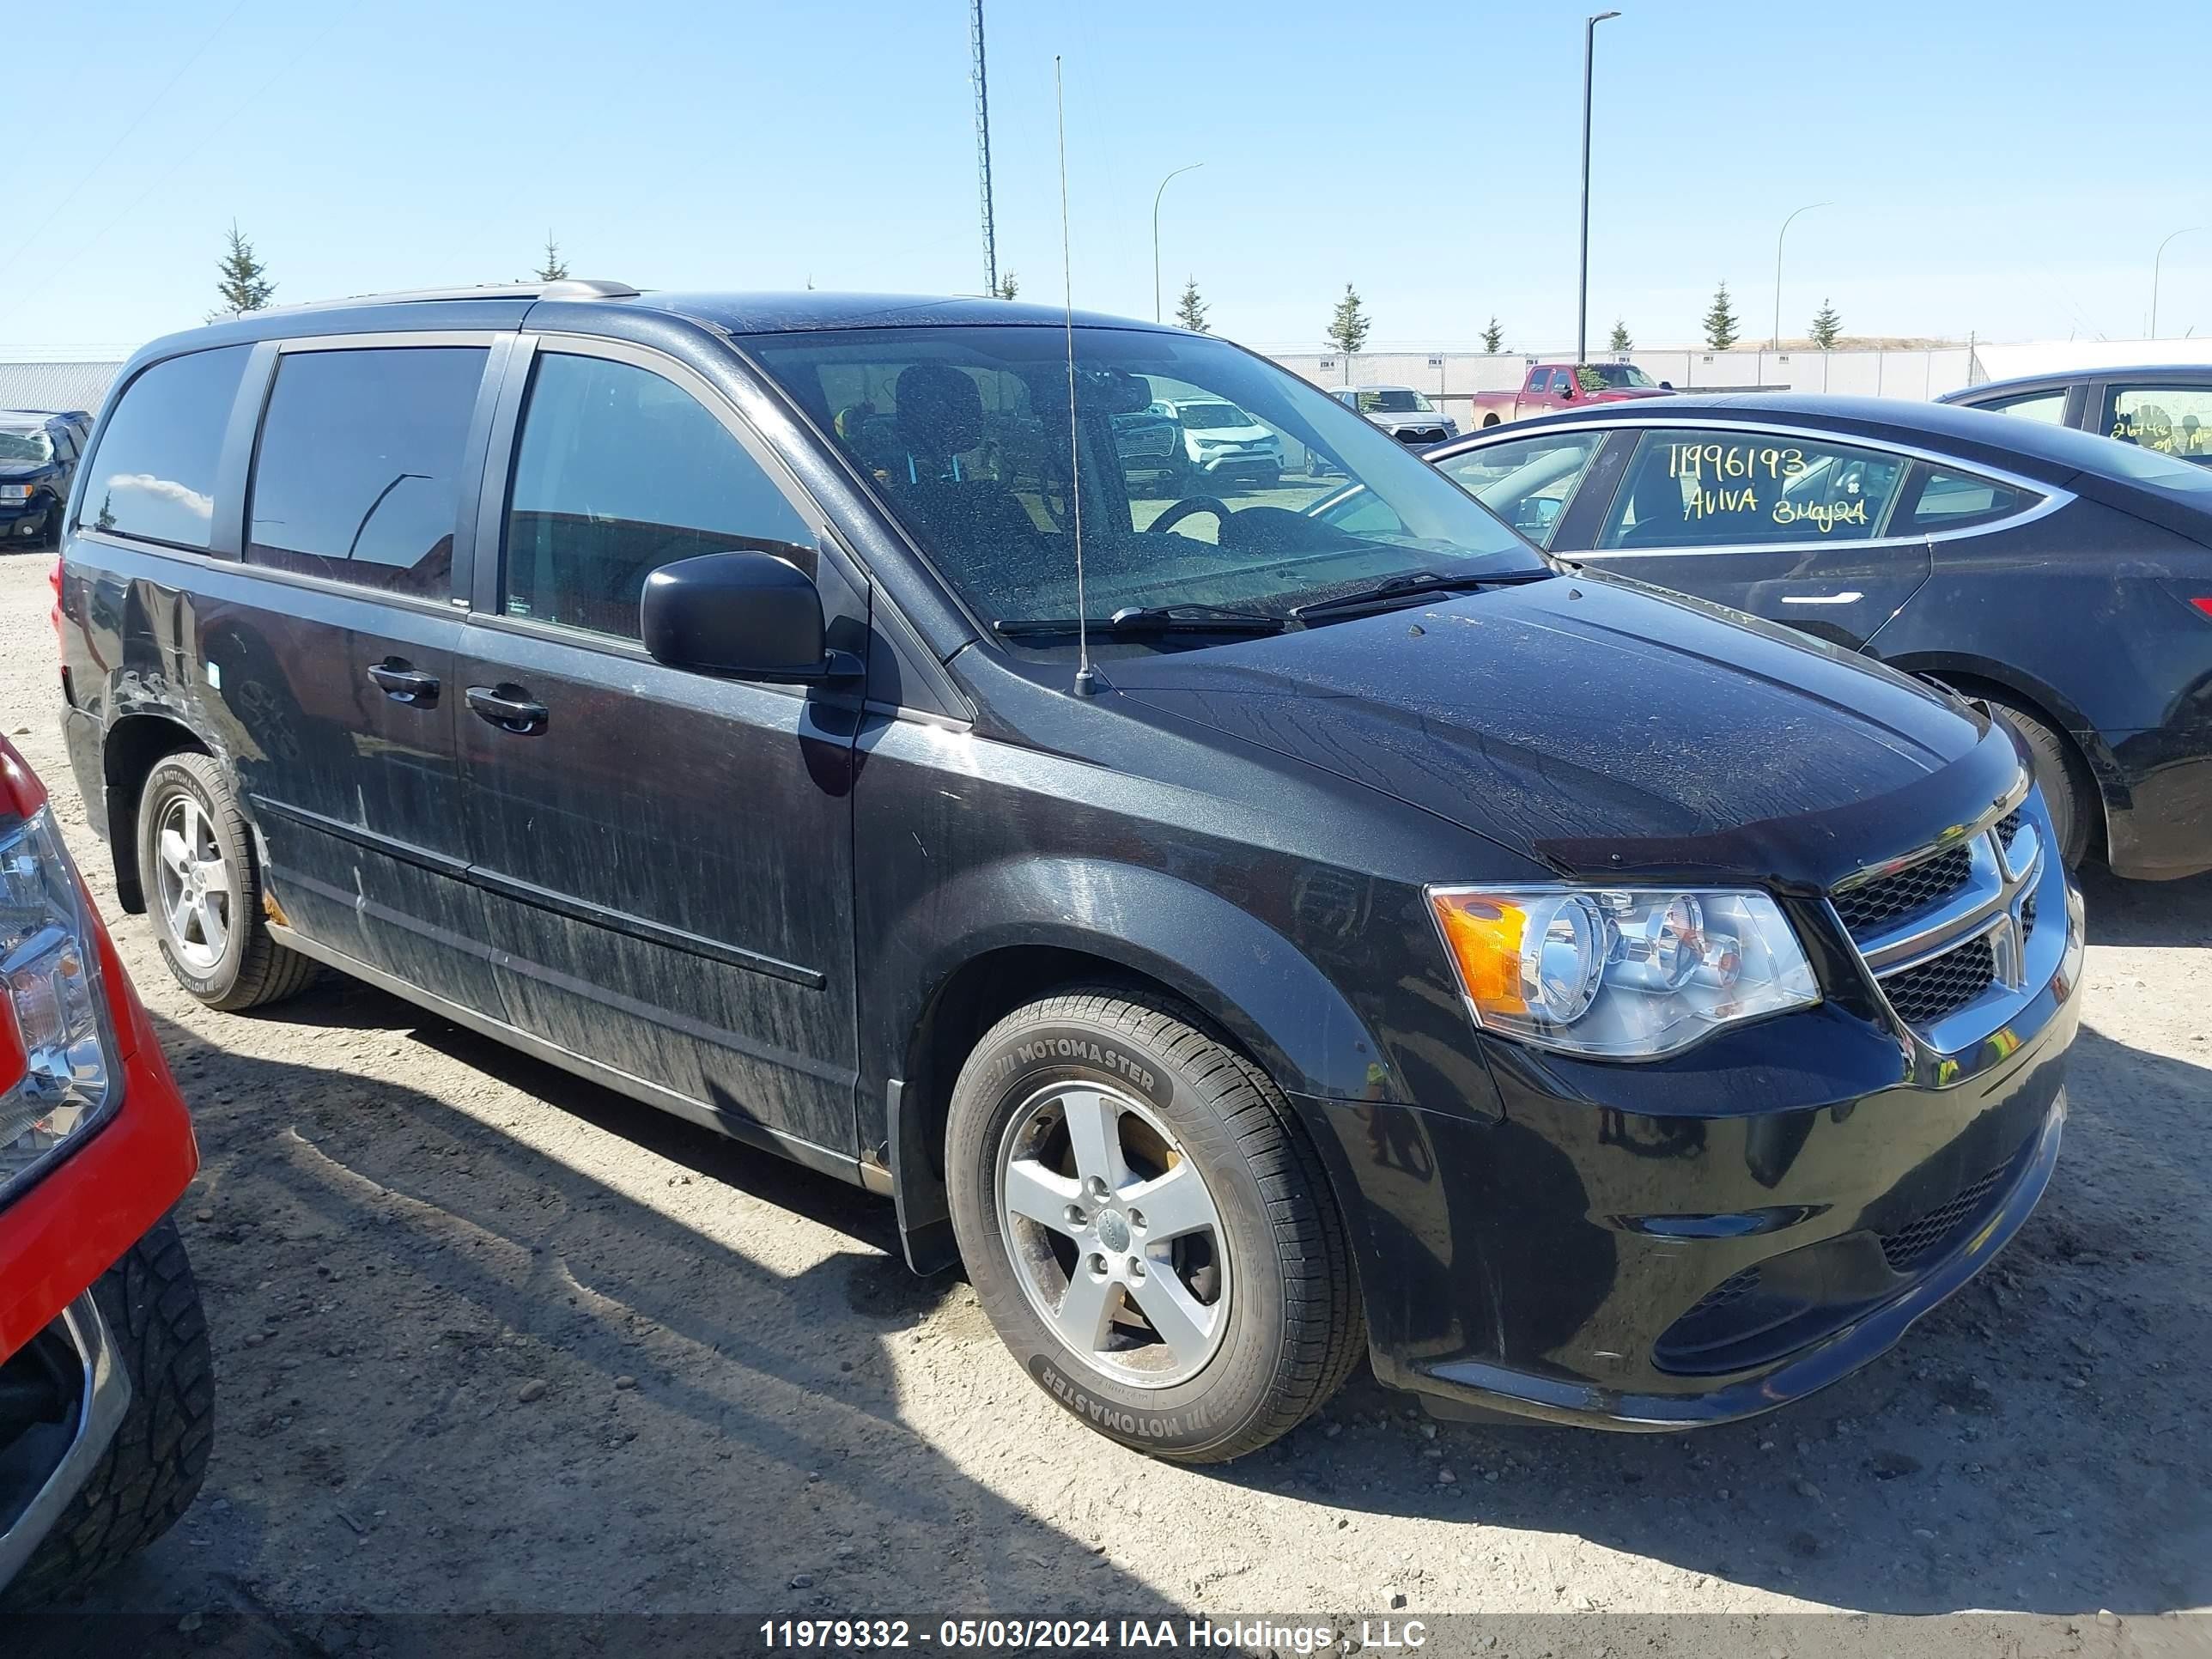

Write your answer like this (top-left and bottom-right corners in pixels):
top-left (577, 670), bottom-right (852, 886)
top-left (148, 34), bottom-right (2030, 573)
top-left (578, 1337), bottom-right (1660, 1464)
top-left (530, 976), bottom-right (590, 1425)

top-left (888, 856), bottom-right (1403, 1108)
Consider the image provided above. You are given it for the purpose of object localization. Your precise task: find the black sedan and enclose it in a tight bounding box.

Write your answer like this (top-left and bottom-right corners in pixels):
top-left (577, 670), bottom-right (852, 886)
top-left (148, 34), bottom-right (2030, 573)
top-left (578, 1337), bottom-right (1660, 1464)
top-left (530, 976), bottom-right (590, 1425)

top-left (1940, 363), bottom-right (2212, 468)
top-left (1413, 395), bottom-right (2212, 879)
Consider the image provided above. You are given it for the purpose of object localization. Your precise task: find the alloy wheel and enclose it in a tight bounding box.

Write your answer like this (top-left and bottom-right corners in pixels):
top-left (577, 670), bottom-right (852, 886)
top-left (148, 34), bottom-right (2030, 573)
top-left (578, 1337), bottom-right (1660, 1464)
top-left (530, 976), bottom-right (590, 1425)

top-left (995, 1080), bottom-right (1232, 1388)
top-left (154, 793), bottom-right (234, 973)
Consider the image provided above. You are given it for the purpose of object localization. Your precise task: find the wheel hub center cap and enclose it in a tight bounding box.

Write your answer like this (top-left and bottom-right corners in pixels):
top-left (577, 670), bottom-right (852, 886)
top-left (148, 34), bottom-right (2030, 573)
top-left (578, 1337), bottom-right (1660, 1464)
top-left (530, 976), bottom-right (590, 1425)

top-left (1095, 1209), bottom-right (1131, 1253)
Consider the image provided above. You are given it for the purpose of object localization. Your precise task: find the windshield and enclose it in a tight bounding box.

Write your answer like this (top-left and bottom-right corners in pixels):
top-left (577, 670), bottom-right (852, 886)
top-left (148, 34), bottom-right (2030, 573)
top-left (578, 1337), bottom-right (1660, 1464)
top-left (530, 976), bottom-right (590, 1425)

top-left (0, 428), bottom-right (52, 465)
top-left (1356, 388), bottom-right (1435, 413)
top-left (1577, 363), bottom-right (1657, 390)
top-left (747, 325), bottom-right (1540, 641)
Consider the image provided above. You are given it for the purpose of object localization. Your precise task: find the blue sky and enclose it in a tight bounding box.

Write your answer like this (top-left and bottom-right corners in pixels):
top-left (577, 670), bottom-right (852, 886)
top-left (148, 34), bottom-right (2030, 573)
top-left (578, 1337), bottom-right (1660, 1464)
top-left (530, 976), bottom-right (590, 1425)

top-left (7, 0), bottom-right (2207, 351)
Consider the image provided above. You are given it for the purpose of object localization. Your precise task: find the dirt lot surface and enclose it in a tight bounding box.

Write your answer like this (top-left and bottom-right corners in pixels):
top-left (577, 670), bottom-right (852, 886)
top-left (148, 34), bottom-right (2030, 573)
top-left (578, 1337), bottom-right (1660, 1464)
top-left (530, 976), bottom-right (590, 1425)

top-left (3, 550), bottom-right (2208, 1633)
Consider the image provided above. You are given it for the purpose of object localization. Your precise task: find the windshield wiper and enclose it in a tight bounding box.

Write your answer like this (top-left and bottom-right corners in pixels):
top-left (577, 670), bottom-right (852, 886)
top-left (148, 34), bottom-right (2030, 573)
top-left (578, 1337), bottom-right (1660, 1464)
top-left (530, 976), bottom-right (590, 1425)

top-left (1289, 568), bottom-right (1551, 623)
top-left (993, 603), bottom-right (1287, 640)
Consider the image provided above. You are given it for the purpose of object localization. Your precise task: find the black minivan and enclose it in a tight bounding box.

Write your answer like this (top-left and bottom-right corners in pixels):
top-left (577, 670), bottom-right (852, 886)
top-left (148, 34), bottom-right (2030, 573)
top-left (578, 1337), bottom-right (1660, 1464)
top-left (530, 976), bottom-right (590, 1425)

top-left (55, 283), bottom-right (2082, 1460)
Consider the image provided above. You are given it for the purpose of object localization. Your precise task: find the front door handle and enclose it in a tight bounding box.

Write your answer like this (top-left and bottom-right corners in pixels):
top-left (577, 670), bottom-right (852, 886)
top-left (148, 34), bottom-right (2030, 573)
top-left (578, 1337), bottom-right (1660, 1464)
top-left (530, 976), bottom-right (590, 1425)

top-left (465, 684), bottom-right (550, 736)
top-left (367, 660), bottom-right (441, 707)
top-left (1780, 591), bottom-right (1864, 605)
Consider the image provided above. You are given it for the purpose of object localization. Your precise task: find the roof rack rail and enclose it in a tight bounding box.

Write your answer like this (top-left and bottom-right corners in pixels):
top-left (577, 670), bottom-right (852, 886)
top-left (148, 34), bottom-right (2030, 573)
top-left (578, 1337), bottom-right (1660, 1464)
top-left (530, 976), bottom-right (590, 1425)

top-left (261, 278), bottom-right (641, 314)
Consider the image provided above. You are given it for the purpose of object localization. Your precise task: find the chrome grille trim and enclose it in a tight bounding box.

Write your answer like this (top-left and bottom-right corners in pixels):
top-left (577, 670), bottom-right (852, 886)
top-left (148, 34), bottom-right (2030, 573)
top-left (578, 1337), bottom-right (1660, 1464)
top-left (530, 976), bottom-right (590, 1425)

top-left (1825, 775), bottom-right (2066, 1052)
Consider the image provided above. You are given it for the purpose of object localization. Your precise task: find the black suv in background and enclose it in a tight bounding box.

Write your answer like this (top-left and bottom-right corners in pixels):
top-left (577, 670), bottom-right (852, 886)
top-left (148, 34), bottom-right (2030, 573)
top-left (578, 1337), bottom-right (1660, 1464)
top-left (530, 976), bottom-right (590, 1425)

top-left (1, 410), bottom-right (88, 550)
top-left (54, 283), bottom-right (2081, 1459)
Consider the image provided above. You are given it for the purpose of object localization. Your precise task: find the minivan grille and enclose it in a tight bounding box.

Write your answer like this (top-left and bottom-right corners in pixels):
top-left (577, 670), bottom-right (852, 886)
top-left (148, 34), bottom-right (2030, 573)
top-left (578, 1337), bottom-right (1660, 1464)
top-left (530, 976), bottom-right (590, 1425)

top-left (1881, 934), bottom-right (1996, 1025)
top-left (1832, 844), bottom-right (1973, 937)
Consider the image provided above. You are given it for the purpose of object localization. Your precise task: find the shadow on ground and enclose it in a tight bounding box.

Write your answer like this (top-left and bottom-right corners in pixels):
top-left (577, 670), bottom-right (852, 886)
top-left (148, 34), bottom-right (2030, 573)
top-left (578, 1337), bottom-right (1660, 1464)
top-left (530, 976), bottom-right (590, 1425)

top-left (52, 988), bottom-right (1168, 1632)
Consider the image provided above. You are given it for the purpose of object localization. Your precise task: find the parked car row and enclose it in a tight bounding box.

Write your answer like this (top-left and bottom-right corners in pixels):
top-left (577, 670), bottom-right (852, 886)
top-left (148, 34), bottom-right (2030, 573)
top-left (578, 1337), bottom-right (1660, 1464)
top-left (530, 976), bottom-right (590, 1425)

top-left (44, 283), bottom-right (2085, 1484)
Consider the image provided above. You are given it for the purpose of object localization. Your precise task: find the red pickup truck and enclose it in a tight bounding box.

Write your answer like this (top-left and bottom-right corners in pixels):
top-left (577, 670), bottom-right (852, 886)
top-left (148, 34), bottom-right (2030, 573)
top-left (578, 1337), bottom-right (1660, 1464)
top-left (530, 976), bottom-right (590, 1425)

top-left (1469, 362), bottom-right (1674, 428)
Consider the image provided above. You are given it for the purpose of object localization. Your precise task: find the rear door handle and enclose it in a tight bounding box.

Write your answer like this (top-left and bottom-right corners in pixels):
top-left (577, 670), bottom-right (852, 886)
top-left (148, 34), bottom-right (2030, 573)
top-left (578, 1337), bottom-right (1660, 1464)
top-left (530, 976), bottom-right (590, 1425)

top-left (465, 684), bottom-right (550, 735)
top-left (1780, 591), bottom-right (1863, 605)
top-left (367, 660), bottom-right (441, 706)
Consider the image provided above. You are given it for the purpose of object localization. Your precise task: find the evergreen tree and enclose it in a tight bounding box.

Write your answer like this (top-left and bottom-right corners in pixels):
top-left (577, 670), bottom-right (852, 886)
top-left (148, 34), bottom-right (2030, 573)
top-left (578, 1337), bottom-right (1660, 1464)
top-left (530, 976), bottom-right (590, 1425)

top-left (1702, 281), bottom-right (1741, 351)
top-left (1480, 316), bottom-right (1504, 355)
top-left (208, 222), bottom-right (275, 322)
top-left (995, 272), bottom-right (1019, 301)
top-left (534, 233), bottom-right (568, 283)
top-left (1325, 283), bottom-right (1371, 356)
top-left (1175, 276), bottom-right (1210, 333)
top-left (1809, 298), bottom-right (1842, 350)
top-left (1608, 319), bottom-right (1632, 352)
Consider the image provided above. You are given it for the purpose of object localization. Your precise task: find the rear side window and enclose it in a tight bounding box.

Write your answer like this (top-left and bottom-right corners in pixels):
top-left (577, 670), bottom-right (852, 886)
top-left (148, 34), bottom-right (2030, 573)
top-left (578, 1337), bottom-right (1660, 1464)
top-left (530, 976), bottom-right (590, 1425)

top-left (1901, 465), bottom-right (2039, 532)
top-left (80, 345), bottom-right (249, 548)
top-left (503, 352), bottom-right (814, 641)
top-left (1595, 428), bottom-right (1906, 550)
top-left (246, 346), bottom-right (487, 597)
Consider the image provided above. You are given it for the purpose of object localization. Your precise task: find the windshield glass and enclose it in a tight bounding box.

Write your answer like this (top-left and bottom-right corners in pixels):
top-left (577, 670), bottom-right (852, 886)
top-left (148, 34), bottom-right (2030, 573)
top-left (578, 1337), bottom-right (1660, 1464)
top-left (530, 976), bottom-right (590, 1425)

top-left (1356, 388), bottom-right (1435, 413)
top-left (1577, 363), bottom-right (1657, 390)
top-left (1174, 401), bottom-right (1253, 432)
top-left (747, 325), bottom-right (1540, 637)
top-left (0, 428), bottom-right (53, 465)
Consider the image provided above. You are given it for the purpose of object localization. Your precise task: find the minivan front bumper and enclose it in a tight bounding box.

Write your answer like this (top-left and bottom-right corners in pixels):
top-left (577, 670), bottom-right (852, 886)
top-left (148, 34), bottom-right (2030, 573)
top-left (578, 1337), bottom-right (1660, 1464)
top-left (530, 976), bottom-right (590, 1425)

top-left (1297, 868), bottom-right (2084, 1430)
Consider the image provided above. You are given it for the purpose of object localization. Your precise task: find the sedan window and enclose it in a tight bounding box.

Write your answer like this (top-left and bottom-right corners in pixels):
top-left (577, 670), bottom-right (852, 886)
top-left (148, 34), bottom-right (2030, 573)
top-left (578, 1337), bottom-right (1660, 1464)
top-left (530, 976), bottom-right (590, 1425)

top-left (1978, 388), bottom-right (2069, 424)
top-left (1436, 432), bottom-right (1605, 548)
top-left (1901, 465), bottom-right (2039, 533)
top-left (1595, 429), bottom-right (1906, 550)
top-left (2101, 383), bottom-right (2212, 466)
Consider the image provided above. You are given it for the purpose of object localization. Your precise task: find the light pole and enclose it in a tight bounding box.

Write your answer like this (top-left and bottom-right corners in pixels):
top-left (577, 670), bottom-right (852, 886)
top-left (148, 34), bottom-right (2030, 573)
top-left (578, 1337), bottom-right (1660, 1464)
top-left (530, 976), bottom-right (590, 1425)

top-left (1771, 202), bottom-right (1831, 350)
top-left (1152, 162), bottom-right (1203, 324)
top-left (2151, 226), bottom-right (2203, 338)
top-left (1575, 11), bottom-right (1620, 368)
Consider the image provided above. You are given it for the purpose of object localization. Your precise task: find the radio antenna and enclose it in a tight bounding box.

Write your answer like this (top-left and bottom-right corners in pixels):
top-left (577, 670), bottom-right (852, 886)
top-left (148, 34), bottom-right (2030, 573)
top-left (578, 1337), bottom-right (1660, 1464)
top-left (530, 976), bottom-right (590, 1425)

top-left (1056, 56), bottom-right (1099, 697)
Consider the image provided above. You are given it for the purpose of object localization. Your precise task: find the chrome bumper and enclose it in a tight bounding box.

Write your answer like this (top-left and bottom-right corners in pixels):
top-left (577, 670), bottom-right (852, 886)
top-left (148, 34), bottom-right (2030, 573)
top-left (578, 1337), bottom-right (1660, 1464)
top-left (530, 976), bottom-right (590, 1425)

top-left (0, 1291), bottom-right (131, 1593)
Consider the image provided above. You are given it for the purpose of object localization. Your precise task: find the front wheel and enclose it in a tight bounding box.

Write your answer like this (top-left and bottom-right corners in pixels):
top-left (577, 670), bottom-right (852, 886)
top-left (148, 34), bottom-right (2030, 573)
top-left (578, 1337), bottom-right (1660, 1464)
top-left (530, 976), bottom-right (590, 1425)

top-left (945, 988), bottom-right (1362, 1462)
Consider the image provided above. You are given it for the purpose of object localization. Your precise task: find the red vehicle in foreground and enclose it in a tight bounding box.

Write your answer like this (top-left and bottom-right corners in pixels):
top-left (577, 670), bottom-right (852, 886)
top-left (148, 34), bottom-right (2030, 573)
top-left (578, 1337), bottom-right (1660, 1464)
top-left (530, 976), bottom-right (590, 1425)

top-left (1469, 360), bottom-right (1675, 427)
top-left (0, 733), bottom-right (210, 1605)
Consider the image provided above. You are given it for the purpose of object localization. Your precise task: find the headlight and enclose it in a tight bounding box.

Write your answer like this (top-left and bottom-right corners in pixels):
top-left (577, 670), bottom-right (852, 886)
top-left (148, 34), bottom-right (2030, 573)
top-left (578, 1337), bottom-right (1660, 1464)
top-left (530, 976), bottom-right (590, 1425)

top-left (1427, 884), bottom-right (1818, 1060)
top-left (0, 485), bottom-right (33, 503)
top-left (1, 803), bottom-right (118, 1201)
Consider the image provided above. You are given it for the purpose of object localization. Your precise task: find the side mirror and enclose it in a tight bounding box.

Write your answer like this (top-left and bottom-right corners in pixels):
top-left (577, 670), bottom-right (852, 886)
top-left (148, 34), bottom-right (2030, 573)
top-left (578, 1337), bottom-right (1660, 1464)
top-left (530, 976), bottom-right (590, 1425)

top-left (1659, 380), bottom-right (1674, 391)
top-left (640, 550), bottom-right (861, 684)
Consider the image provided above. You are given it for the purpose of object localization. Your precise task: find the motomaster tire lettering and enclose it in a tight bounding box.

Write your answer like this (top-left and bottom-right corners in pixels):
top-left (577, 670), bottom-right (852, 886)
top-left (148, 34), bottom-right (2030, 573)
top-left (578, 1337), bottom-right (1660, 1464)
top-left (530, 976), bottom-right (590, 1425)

top-left (1030, 1358), bottom-right (1213, 1440)
top-left (993, 1037), bottom-right (1159, 1097)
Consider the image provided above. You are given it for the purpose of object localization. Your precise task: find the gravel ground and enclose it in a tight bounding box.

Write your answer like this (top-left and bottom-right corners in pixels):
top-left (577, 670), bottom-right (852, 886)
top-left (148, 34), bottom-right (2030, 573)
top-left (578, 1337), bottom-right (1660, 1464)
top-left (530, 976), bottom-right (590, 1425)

top-left (3, 550), bottom-right (2208, 1632)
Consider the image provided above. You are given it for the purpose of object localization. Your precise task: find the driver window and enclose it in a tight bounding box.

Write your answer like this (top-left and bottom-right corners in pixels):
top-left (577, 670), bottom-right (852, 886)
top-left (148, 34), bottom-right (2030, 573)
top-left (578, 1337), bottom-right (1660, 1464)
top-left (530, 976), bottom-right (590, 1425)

top-left (505, 353), bottom-right (815, 640)
top-left (1435, 432), bottom-right (1603, 548)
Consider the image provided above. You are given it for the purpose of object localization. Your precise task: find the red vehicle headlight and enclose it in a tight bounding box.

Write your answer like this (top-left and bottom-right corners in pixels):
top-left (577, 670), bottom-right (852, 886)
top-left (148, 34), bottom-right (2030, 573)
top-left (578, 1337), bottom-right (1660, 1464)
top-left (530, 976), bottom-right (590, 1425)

top-left (0, 793), bottom-right (118, 1205)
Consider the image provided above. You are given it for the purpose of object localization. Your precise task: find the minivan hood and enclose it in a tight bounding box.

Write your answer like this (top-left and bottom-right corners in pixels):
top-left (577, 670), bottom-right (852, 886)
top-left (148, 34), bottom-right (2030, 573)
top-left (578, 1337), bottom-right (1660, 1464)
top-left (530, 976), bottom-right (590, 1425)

top-left (1105, 574), bottom-right (2022, 890)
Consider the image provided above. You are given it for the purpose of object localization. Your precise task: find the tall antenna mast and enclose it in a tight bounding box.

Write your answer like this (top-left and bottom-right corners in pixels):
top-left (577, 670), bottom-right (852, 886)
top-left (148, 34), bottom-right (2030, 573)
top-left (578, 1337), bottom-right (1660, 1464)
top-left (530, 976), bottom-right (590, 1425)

top-left (970, 0), bottom-right (998, 295)
top-left (1056, 56), bottom-right (1097, 697)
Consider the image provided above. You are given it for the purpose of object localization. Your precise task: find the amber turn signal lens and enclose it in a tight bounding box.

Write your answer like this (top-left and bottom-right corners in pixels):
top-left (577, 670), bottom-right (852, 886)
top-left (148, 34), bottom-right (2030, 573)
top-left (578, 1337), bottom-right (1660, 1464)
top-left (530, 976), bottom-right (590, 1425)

top-left (1429, 891), bottom-right (1531, 1015)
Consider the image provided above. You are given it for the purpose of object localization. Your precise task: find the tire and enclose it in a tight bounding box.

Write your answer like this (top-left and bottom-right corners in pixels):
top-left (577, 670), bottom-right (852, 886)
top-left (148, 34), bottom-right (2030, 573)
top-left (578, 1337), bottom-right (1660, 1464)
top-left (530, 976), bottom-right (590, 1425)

top-left (1481, 414), bottom-right (1502, 428)
top-left (1255, 465), bottom-right (1281, 490)
top-left (137, 751), bottom-right (318, 1010)
top-left (3, 1219), bottom-right (215, 1607)
top-left (1983, 695), bottom-right (2092, 867)
top-left (945, 988), bottom-right (1362, 1463)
